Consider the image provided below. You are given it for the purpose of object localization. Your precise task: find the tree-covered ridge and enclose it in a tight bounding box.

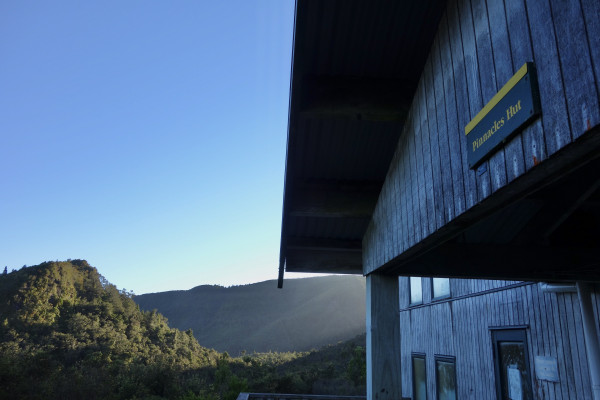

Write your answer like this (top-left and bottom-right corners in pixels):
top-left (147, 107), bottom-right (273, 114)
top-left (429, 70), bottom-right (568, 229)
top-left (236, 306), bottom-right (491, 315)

top-left (0, 260), bottom-right (219, 399)
top-left (0, 261), bottom-right (365, 400)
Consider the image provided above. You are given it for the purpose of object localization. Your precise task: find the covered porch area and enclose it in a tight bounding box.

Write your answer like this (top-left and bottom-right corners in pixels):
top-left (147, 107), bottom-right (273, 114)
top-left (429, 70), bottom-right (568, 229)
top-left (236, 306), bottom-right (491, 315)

top-left (277, 0), bottom-right (600, 399)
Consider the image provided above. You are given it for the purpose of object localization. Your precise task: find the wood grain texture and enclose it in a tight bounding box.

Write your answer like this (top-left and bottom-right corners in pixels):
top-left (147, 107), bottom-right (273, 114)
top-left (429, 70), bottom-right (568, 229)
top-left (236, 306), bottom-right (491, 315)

top-left (397, 132), bottom-right (409, 256)
top-left (380, 172), bottom-right (390, 264)
top-left (549, 290), bottom-right (564, 400)
top-left (399, 120), bottom-right (412, 253)
top-left (367, 274), bottom-right (401, 400)
top-left (398, 279), bottom-right (595, 399)
top-left (438, 10), bottom-right (467, 217)
top-left (580, 0), bottom-right (600, 108)
top-left (400, 310), bottom-right (412, 398)
top-left (372, 186), bottom-right (382, 270)
top-left (472, 0), bottom-right (509, 193)
top-left (505, 0), bottom-right (547, 172)
top-left (558, 295), bottom-right (578, 397)
top-left (363, 220), bottom-right (374, 274)
top-left (361, 0), bottom-right (600, 276)
top-left (432, 34), bottom-right (456, 224)
top-left (408, 104), bottom-right (423, 247)
top-left (424, 56), bottom-right (446, 230)
top-left (489, 0), bottom-right (526, 183)
top-left (417, 76), bottom-right (437, 237)
top-left (390, 158), bottom-right (401, 264)
top-left (447, 0), bottom-right (479, 210)
top-left (548, 0), bottom-right (600, 138)
top-left (525, 0), bottom-right (571, 154)
top-left (459, 0), bottom-right (492, 200)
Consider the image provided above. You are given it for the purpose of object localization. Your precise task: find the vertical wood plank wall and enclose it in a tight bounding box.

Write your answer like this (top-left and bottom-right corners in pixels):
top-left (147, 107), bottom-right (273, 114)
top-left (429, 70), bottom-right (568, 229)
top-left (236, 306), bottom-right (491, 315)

top-left (363, 0), bottom-right (600, 275)
top-left (399, 277), bottom-right (598, 399)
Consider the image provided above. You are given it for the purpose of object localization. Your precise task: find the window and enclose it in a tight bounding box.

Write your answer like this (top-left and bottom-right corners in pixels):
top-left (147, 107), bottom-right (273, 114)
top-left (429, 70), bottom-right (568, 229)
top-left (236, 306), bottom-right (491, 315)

top-left (435, 356), bottom-right (457, 400)
top-left (412, 353), bottom-right (427, 400)
top-left (432, 278), bottom-right (450, 299)
top-left (491, 329), bottom-right (533, 400)
top-left (410, 277), bottom-right (423, 304)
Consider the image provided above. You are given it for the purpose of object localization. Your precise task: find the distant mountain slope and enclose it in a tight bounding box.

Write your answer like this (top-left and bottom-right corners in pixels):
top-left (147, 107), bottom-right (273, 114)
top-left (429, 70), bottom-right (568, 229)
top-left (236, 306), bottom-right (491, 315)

top-left (134, 276), bottom-right (366, 354)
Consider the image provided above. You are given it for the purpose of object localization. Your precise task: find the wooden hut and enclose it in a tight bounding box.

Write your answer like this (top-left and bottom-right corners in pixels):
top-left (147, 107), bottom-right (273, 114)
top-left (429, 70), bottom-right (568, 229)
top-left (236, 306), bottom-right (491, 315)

top-left (278, 0), bottom-right (600, 399)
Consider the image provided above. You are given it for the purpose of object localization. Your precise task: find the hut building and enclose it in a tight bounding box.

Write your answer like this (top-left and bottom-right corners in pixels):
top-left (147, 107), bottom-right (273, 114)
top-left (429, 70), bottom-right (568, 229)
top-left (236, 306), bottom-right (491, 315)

top-left (277, 0), bottom-right (600, 399)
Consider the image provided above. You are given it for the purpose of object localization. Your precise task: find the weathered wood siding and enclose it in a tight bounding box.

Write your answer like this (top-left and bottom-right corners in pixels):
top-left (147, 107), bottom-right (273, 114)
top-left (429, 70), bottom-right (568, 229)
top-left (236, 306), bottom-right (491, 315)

top-left (399, 277), bottom-right (598, 399)
top-left (398, 277), bottom-right (521, 306)
top-left (363, 0), bottom-right (600, 275)
top-left (366, 275), bottom-right (401, 400)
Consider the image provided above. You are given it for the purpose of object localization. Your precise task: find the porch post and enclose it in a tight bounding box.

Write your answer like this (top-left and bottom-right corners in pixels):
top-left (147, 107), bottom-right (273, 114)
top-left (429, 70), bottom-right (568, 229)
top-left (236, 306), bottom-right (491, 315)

top-left (577, 282), bottom-right (600, 400)
top-left (366, 273), bottom-right (401, 400)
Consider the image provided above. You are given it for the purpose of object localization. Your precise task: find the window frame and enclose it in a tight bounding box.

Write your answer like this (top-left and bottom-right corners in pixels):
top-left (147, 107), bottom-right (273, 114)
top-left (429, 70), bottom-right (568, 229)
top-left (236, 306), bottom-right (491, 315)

top-left (431, 277), bottom-right (451, 301)
top-left (434, 355), bottom-right (457, 400)
top-left (412, 352), bottom-right (427, 400)
top-left (409, 276), bottom-right (424, 305)
top-left (490, 327), bottom-right (533, 400)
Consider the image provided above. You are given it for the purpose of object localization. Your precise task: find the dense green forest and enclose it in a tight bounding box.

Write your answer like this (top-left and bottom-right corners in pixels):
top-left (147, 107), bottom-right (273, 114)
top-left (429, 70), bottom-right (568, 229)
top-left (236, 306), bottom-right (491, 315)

top-left (135, 275), bottom-right (366, 354)
top-left (0, 261), bottom-right (365, 400)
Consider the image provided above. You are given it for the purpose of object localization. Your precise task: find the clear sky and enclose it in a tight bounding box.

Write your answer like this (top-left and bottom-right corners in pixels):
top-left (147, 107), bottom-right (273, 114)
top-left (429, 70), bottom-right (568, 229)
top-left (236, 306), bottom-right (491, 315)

top-left (0, 0), bottom-right (312, 294)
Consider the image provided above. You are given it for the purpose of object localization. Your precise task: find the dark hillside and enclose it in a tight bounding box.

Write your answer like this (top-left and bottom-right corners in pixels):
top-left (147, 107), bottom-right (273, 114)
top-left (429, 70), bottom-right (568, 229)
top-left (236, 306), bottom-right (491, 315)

top-left (134, 276), bottom-right (366, 354)
top-left (229, 334), bottom-right (367, 396)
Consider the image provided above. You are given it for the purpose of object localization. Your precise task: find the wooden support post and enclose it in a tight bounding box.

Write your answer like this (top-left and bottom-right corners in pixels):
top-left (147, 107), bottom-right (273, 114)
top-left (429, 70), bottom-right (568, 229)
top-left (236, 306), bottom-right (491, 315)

top-left (577, 282), bottom-right (600, 400)
top-left (366, 274), bottom-right (401, 400)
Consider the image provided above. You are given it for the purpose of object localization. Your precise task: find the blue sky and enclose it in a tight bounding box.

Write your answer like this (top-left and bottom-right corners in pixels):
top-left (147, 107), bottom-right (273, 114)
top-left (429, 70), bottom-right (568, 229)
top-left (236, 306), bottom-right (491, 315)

top-left (0, 1), bottom-right (307, 294)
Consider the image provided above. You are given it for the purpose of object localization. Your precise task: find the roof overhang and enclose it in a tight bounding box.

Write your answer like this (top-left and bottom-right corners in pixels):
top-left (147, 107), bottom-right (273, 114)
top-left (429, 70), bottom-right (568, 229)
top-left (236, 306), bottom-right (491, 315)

top-left (278, 0), bottom-right (447, 287)
top-left (377, 130), bottom-right (600, 282)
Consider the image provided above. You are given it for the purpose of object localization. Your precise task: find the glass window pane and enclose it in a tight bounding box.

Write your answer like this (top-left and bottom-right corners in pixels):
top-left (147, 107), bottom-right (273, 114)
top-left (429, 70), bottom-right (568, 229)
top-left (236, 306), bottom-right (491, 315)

top-left (492, 329), bottom-right (533, 400)
top-left (436, 359), bottom-right (457, 400)
top-left (433, 278), bottom-right (450, 298)
top-left (412, 356), bottom-right (427, 400)
top-left (498, 342), bottom-right (532, 400)
top-left (410, 277), bottom-right (422, 304)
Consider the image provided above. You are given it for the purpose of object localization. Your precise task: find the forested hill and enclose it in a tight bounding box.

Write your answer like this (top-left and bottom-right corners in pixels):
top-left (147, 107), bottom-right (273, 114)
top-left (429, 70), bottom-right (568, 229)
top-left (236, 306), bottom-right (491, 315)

top-left (134, 276), bottom-right (366, 354)
top-left (0, 261), bottom-right (367, 399)
top-left (0, 260), bottom-right (219, 399)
